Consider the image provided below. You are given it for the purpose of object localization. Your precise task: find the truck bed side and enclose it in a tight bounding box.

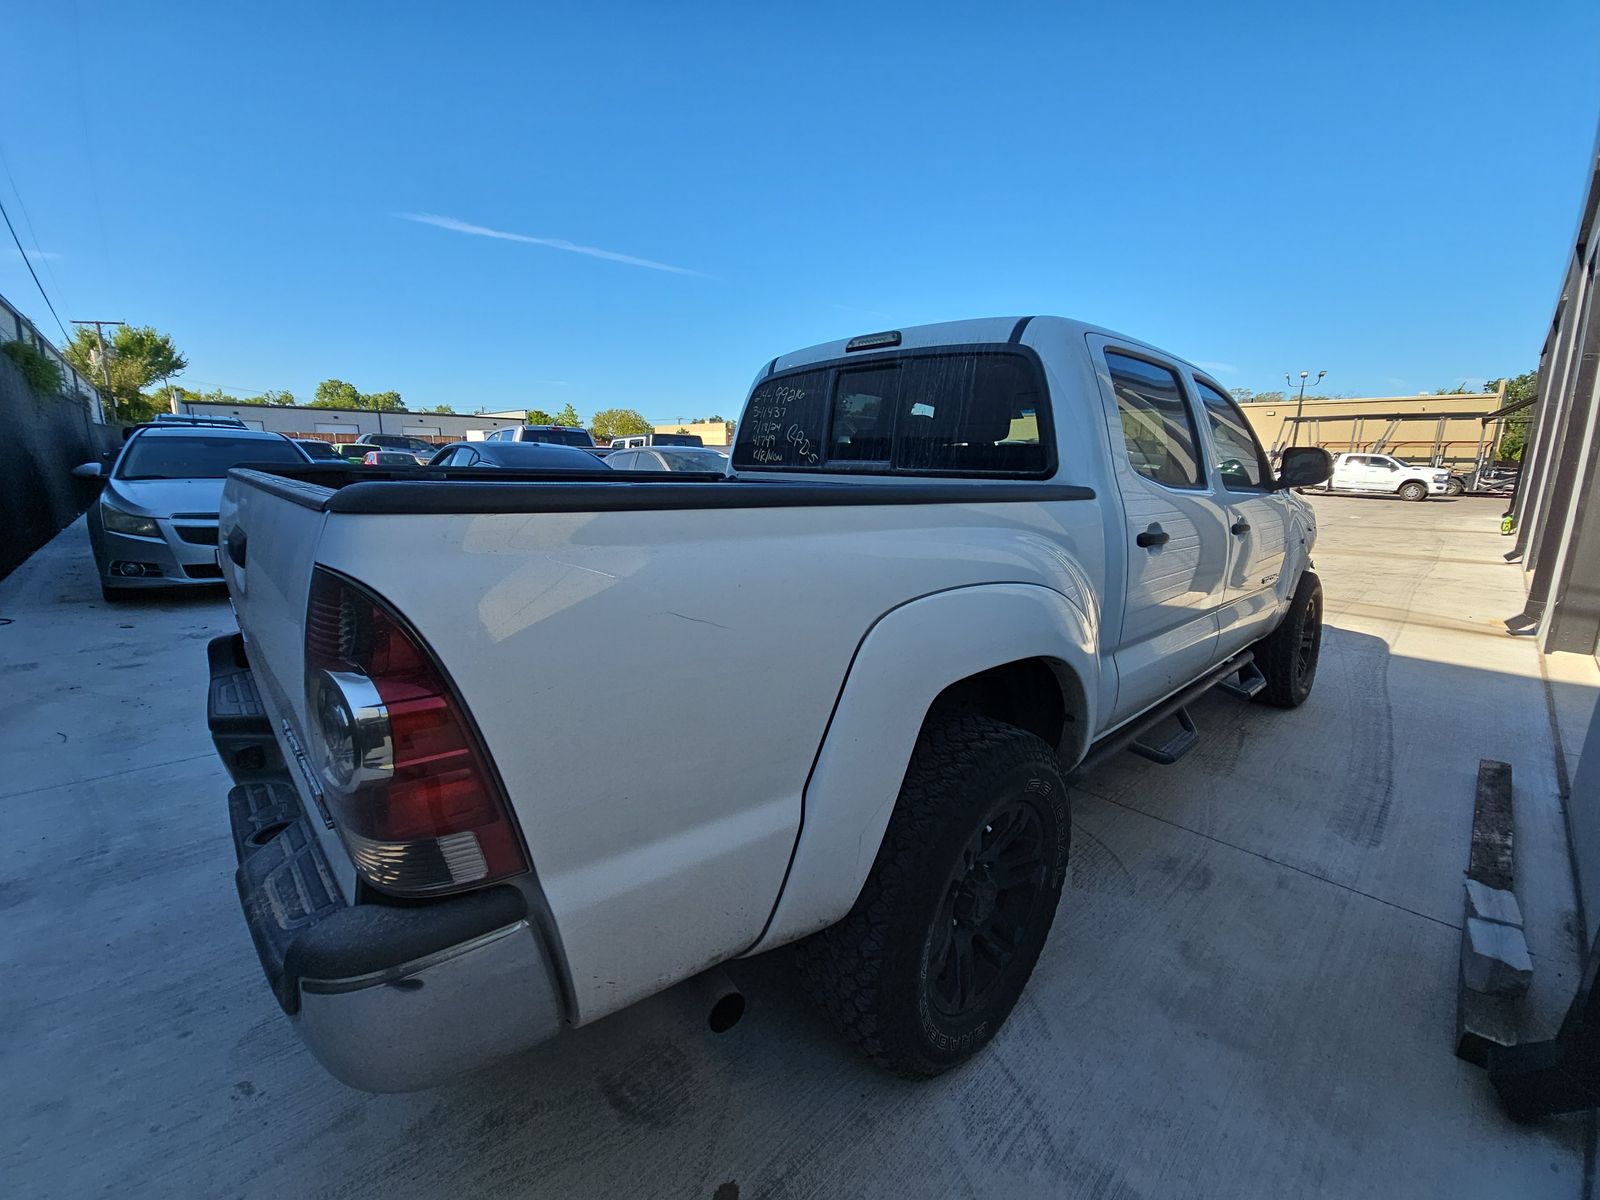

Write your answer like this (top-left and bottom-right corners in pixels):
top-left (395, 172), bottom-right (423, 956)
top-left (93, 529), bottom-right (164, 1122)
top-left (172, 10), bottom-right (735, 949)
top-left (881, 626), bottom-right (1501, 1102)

top-left (222, 472), bottom-right (1104, 1023)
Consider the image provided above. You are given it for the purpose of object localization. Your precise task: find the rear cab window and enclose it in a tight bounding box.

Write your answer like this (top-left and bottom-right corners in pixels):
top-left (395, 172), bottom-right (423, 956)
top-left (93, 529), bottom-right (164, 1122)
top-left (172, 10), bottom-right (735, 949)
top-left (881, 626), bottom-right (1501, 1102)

top-left (732, 347), bottom-right (1053, 477)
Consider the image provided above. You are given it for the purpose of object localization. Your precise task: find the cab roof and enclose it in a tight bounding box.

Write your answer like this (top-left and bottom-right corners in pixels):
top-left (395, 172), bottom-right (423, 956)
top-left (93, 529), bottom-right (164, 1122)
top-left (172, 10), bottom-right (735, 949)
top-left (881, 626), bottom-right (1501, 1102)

top-left (765, 315), bottom-right (1196, 377)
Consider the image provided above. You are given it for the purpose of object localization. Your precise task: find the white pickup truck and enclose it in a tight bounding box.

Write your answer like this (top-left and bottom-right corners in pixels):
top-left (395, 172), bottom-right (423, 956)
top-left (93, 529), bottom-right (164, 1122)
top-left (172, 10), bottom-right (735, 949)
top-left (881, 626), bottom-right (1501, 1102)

top-left (207, 316), bottom-right (1333, 1091)
top-left (1324, 451), bottom-right (1451, 500)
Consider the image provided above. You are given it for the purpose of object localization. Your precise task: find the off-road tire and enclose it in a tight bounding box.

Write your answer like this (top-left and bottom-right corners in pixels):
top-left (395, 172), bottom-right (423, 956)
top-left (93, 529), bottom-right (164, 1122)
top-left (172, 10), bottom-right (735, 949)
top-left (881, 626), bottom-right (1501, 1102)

top-left (1253, 569), bottom-right (1322, 708)
top-left (795, 714), bottom-right (1070, 1078)
top-left (1399, 481), bottom-right (1427, 502)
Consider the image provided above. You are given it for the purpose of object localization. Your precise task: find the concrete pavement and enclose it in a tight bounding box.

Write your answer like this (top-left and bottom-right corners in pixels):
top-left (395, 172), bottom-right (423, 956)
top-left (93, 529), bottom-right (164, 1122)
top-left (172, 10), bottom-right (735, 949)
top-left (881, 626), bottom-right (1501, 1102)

top-left (1, 498), bottom-right (1595, 1199)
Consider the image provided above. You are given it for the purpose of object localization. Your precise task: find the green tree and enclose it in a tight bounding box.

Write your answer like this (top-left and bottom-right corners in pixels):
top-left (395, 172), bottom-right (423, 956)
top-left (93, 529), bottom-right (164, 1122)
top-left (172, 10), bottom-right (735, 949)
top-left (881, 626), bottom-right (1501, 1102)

top-left (1485, 370), bottom-right (1537, 461)
top-left (312, 379), bottom-right (361, 408)
top-left (590, 407), bottom-right (653, 441)
top-left (429, 404), bottom-right (454, 415)
top-left (62, 324), bottom-right (187, 422)
top-left (311, 379), bottom-right (405, 411)
top-left (527, 408), bottom-right (555, 424)
top-left (258, 390), bottom-right (296, 406)
top-left (551, 402), bottom-right (583, 427)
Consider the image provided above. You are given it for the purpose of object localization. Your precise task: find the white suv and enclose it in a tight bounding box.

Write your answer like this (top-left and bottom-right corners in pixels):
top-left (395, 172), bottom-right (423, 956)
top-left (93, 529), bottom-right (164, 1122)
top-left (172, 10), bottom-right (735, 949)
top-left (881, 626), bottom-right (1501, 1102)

top-left (1325, 452), bottom-right (1450, 501)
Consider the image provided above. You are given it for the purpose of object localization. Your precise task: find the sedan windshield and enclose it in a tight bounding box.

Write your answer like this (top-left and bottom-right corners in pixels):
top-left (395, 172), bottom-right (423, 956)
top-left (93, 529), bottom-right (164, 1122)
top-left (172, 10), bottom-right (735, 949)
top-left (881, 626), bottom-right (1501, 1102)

top-left (117, 435), bottom-right (306, 480)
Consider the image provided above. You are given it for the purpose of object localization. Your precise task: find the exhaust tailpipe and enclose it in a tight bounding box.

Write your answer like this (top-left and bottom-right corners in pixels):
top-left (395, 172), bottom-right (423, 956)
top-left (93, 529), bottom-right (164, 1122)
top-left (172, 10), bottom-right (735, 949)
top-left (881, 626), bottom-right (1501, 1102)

top-left (686, 967), bottom-right (745, 1033)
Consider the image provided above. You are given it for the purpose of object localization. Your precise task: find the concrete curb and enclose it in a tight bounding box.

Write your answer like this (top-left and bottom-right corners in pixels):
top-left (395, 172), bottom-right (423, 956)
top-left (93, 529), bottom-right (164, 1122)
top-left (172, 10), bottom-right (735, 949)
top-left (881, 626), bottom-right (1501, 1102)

top-left (1456, 759), bottom-right (1532, 1067)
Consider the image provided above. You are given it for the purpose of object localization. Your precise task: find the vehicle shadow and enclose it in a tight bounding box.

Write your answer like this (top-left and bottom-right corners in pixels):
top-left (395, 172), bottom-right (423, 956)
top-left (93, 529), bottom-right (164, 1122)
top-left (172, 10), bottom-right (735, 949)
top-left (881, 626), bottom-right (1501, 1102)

top-left (100, 582), bottom-right (230, 608)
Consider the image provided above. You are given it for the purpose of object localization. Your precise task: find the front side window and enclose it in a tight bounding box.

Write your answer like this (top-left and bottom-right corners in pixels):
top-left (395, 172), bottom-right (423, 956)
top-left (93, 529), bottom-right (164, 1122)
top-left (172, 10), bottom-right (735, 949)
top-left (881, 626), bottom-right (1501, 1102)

top-left (1196, 381), bottom-right (1271, 491)
top-left (732, 350), bottom-right (1049, 476)
top-left (1105, 352), bottom-right (1202, 489)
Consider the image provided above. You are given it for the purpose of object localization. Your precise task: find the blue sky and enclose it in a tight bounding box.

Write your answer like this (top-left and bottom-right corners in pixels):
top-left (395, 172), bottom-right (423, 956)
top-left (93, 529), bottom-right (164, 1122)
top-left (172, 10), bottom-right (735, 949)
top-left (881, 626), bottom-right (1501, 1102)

top-left (3, 2), bottom-right (1598, 421)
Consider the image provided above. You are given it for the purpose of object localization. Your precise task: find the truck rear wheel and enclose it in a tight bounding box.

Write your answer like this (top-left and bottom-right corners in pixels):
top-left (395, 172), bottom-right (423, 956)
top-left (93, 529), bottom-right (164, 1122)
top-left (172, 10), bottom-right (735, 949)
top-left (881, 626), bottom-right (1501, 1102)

top-left (796, 714), bottom-right (1070, 1078)
top-left (1399, 481), bottom-right (1427, 501)
top-left (1253, 570), bottom-right (1322, 709)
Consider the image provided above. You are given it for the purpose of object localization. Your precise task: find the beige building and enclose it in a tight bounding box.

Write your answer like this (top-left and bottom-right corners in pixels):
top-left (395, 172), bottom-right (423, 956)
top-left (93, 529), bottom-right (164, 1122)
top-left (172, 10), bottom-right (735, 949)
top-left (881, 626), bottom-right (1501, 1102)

top-left (1237, 388), bottom-right (1510, 467)
top-left (655, 420), bottom-right (731, 446)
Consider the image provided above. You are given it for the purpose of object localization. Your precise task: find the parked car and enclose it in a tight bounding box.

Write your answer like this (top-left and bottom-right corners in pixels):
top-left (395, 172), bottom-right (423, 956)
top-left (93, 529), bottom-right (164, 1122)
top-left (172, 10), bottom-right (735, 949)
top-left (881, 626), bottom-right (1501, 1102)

top-left (207, 315), bottom-right (1332, 1091)
top-left (426, 441), bottom-right (613, 469)
top-left (484, 424), bottom-right (599, 449)
top-left (1324, 452), bottom-right (1450, 500)
top-left (332, 444), bottom-right (369, 463)
top-left (354, 433), bottom-right (439, 458)
top-left (609, 432), bottom-right (705, 448)
top-left (606, 445), bottom-right (730, 472)
top-left (74, 425), bottom-right (308, 600)
top-left (294, 439), bottom-right (343, 461)
top-left (360, 450), bottom-right (424, 467)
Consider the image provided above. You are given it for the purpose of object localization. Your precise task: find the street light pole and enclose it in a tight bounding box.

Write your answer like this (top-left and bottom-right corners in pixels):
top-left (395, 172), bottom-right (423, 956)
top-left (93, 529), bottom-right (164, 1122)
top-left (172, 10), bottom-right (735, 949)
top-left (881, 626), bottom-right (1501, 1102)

top-left (1285, 369), bottom-right (1327, 448)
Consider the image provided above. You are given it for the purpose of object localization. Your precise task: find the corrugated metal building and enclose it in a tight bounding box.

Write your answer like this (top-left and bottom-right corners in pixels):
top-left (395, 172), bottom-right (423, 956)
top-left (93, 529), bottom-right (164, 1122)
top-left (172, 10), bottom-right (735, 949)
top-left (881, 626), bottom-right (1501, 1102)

top-left (171, 399), bottom-right (530, 444)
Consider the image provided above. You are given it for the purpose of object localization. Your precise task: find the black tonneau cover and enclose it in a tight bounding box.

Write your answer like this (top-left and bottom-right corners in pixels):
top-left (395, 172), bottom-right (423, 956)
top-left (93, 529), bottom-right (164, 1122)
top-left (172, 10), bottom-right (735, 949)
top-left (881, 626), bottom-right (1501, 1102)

top-left (228, 463), bottom-right (1093, 516)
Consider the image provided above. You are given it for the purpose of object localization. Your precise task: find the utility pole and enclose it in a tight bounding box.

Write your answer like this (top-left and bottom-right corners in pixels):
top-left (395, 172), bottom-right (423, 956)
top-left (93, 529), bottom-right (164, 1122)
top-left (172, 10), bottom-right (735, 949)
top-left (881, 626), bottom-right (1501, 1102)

top-left (72, 319), bottom-right (126, 420)
top-left (1285, 369), bottom-right (1327, 448)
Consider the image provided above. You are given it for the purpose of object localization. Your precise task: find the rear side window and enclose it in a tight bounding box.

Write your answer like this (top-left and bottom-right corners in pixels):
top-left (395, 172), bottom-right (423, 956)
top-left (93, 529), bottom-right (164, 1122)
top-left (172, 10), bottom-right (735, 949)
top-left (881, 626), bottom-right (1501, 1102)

top-left (1195, 380), bottom-right (1271, 491)
top-left (733, 349), bottom-right (1050, 477)
top-left (1105, 352), bottom-right (1202, 489)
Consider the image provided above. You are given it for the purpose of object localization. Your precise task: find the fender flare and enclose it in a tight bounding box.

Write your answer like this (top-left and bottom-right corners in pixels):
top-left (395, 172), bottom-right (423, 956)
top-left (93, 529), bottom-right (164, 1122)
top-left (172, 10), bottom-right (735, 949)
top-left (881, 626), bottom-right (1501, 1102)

top-left (748, 582), bottom-right (1097, 953)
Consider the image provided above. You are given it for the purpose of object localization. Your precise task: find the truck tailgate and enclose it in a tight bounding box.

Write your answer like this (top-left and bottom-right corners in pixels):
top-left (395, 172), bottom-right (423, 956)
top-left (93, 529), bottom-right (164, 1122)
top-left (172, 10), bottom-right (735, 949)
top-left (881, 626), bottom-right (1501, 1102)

top-left (218, 472), bottom-right (354, 898)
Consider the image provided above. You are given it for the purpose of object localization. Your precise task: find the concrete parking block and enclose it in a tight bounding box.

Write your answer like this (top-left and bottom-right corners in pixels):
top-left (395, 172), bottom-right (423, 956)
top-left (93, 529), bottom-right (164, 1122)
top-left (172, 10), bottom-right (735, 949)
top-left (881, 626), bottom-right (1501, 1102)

top-left (1463, 918), bottom-right (1535, 996)
top-left (1465, 879), bottom-right (1526, 929)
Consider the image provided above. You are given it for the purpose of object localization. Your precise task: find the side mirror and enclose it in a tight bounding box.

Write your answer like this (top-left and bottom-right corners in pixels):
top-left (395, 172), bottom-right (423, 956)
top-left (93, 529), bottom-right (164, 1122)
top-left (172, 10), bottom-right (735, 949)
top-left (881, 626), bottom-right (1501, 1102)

top-left (72, 462), bottom-right (104, 480)
top-left (1274, 446), bottom-right (1333, 490)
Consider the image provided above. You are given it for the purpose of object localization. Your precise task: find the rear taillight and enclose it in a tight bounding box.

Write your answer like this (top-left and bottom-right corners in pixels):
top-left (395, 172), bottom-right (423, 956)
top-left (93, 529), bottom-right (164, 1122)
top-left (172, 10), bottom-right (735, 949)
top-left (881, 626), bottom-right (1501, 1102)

top-left (304, 567), bottom-right (527, 896)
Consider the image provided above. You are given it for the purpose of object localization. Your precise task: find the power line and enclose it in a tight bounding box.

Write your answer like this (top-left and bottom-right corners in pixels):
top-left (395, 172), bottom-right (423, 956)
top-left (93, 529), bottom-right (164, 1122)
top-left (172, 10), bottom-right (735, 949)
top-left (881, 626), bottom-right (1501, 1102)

top-left (0, 194), bottom-right (68, 342)
top-left (0, 144), bottom-right (66, 312)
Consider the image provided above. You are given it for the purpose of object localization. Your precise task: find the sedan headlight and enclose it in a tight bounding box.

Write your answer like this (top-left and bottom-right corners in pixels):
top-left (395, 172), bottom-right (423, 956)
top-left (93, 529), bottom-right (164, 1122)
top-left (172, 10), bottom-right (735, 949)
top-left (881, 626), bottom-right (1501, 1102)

top-left (100, 501), bottom-right (161, 539)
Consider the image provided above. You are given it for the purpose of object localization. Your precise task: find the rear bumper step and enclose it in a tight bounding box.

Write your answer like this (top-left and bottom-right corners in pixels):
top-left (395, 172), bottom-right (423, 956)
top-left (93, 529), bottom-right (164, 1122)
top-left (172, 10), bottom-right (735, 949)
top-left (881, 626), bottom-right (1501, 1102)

top-left (207, 633), bottom-right (565, 1091)
top-left (207, 634), bottom-right (284, 780)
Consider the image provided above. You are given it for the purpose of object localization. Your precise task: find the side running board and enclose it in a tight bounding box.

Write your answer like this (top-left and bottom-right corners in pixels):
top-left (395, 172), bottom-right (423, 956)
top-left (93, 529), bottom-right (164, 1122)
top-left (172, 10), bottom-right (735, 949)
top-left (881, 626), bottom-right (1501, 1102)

top-left (1129, 707), bottom-right (1198, 765)
top-left (1071, 650), bottom-right (1255, 778)
top-left (1216, 659), bottom-right (1267, 700)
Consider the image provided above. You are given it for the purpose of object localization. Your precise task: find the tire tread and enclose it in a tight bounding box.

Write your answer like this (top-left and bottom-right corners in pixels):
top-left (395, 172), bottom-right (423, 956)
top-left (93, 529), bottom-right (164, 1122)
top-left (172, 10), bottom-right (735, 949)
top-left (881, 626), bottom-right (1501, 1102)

top-left (795, 714), bottom-right (1065, 1076)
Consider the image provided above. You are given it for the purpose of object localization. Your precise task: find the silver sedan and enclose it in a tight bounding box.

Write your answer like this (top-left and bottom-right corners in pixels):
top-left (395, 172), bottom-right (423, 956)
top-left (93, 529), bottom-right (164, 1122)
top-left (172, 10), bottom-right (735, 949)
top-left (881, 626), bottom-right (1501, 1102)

top-left (74, 425), bottom-right (308, 601)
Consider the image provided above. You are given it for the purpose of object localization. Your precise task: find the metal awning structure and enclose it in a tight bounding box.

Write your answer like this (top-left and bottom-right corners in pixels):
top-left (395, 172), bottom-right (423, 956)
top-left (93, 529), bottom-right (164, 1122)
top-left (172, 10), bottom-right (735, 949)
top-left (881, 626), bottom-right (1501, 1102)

top-left (1273, 405), bottom-right (1508, 467)
top-left (1481, 395), bottom-right (1538, 422)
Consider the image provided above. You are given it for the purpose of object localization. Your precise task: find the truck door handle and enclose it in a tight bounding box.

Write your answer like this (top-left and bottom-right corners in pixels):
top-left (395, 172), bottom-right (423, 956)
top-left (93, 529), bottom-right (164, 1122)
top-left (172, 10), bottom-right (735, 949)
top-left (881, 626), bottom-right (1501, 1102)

top-left (1231, 521), bottom-right (1251, 536)
top-left (1136, 525), bottom-right (1170, 548)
